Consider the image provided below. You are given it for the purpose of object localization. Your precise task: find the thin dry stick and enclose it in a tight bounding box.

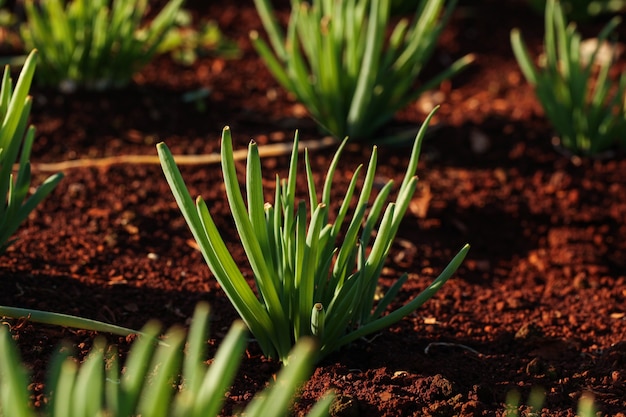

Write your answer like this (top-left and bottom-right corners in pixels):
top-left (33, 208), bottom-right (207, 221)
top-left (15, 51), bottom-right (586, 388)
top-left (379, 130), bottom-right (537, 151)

top-left (424, 342), bottom-right (482, 356)
top-left (27, 135), bottom-right (339, 172)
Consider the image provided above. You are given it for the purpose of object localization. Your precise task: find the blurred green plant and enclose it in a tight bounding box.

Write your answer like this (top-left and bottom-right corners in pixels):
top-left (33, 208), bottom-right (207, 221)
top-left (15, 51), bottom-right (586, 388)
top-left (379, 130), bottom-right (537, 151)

top-left (20, 0), bottom-right (184, 92)
top-left (251, 0), bottom-right (473, 140)
top-left (505, 387), bottom-right (596, 417)
top-left (528, 0), bottom-right (626, 21)
top-left (0, 49), bottom-right (135, 349)
top-left (158, 108), bottom-right (469, 363)
top-left (158, 10), bottom-right (241, 66)
top-left (511, 0), bottom-right (626, 156)
top-left (0, 0), bottom-right (16, 27)
top-left (0, 302), bottom-right (334, 417)
top-left (0, 50), bottom-right (141, 345)
top-left (0, 49), bottom-right (62, 252)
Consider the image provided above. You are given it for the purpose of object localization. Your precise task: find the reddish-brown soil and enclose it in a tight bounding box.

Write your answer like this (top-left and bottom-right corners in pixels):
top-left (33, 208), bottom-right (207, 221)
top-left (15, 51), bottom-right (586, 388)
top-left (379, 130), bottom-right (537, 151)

top-left (2, 1), bottom-right (626, 416)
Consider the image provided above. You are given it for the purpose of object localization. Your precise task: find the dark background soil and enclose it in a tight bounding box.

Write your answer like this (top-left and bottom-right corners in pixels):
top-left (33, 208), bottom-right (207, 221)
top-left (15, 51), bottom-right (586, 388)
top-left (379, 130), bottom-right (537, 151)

top-left (1, 1), bottom-right (625, 416)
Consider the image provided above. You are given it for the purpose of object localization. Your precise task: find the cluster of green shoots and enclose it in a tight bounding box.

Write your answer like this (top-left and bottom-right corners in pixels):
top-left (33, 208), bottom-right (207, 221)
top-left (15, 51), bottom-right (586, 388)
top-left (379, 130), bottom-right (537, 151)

top-left (505, 387), bottom-right (596, 417)
top-left (0, 45), bottom-right (140, 329)
top-left (158, 111), bottom-right (469, 364)
top-left (157, 12), bottom-right (241, 66)
top-left (0, 303), bottom-right (334, 417)
top-left (251, 0), bottom-right (473, 140)
top-left (0, 50), bottom-right (62, 252)
top-left (511, 0), bottom-right (626, 156)
top-left (20, 0), bottom-right (184, 91)
top-left (0, 50), bottom-right (130, 343)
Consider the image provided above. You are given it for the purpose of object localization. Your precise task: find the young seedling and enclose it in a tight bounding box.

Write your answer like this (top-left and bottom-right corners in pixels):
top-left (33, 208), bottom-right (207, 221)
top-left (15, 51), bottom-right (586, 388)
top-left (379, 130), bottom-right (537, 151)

top-left (251, 0), bottom-right (473, 140)
top-left (511, 0), bottom-right (626, 155)
top-left (158, 108), bottom-right (469, 363)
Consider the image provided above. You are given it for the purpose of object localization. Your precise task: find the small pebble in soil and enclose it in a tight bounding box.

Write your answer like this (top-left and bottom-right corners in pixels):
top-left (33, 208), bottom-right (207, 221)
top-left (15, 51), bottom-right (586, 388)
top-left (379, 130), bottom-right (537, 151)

top-left (514, 322), bottom-right (544, 343)
top-left (525, 357), bottom-right (557, 379)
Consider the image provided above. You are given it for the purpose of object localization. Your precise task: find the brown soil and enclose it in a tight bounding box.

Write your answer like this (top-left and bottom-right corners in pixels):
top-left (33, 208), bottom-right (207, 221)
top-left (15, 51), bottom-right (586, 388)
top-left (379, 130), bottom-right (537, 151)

top-left (2, 1), bottom-right (626, 416)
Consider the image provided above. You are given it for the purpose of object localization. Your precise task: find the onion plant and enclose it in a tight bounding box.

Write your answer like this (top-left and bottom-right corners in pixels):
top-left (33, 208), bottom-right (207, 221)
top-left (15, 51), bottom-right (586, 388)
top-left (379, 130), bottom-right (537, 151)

top-left (505, 387), bottom-right (596, 417)
top-left (157, 15), bottom-right (241, 66)
top-left (250, 0), bottom-right (473, 140)
top-left (0, 49), bottom-right (63, 252)
top-left (511, 0), bottom-right (626, 156)
top-left (158, 109), bottom-right (469, 363)
top-left (0, 50), bottom-right (129, 347)
top-left (20, 0), bottom-right (184, 91)
top-left (0, 303), bottom-right (333, 417)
